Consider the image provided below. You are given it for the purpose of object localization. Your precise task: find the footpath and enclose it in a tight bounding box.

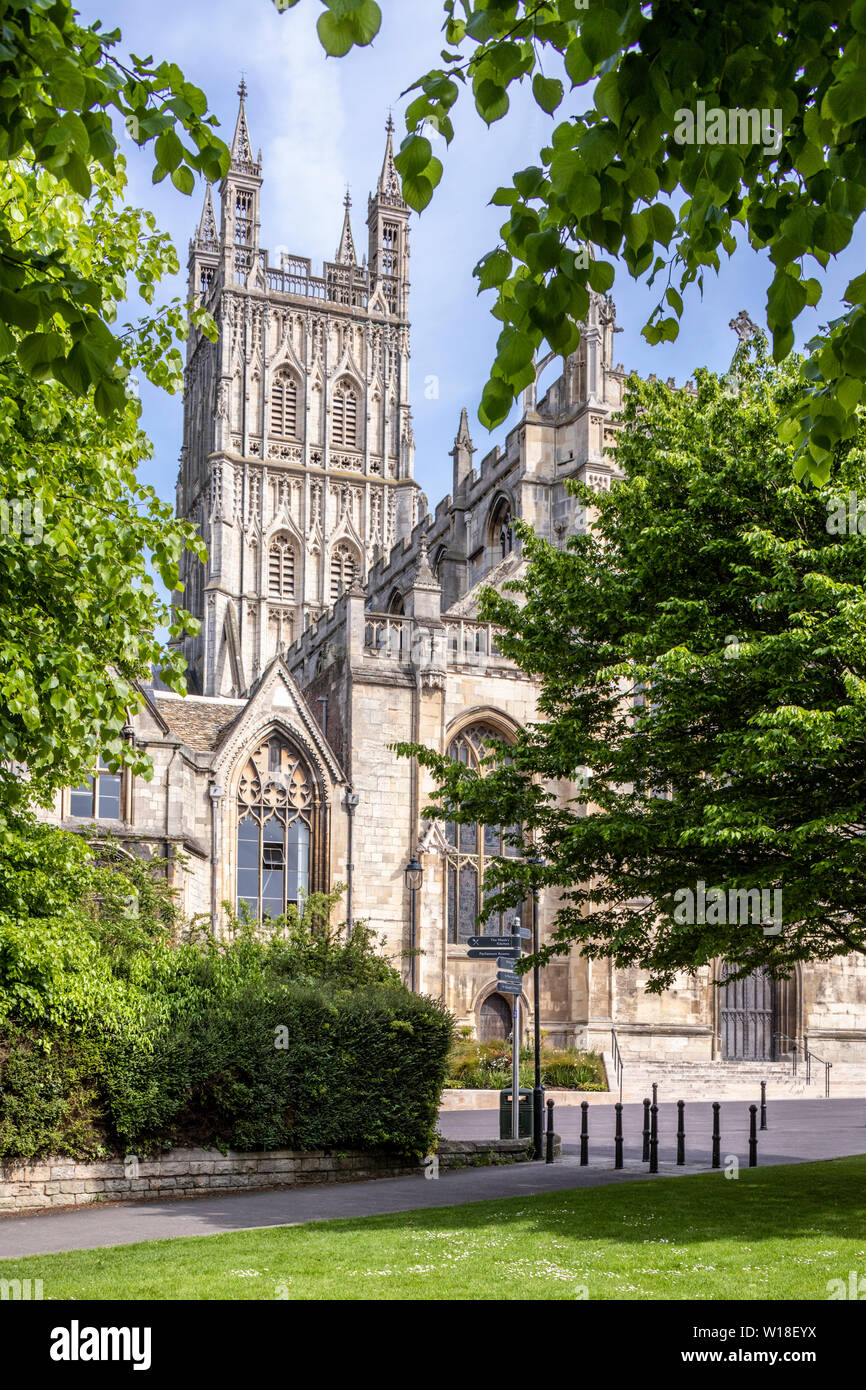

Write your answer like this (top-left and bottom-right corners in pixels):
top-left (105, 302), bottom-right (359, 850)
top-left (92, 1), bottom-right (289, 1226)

top-left (0, 1096), bottom-right (863, 1259)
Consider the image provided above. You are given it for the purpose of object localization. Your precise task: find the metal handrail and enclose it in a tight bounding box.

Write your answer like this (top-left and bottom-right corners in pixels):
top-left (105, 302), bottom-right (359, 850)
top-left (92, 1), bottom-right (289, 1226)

top-left (610, 1027), bottom-right (624, 1105)
top-left (774, 1032), bottom-right (832, 1097)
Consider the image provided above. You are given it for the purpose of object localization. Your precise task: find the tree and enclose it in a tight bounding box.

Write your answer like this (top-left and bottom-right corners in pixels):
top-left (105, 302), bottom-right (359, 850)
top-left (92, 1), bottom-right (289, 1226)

top-left (0, 0), bottom-right (228, 408)
top-left (279, 0), bottom-right (866, 485)
top-left (397, 339), bottom-right (866, 989)
top-left (0, 153), bottom-right (208, 814)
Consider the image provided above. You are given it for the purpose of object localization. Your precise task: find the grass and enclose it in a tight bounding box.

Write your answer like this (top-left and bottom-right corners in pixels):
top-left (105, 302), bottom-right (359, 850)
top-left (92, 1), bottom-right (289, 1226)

top-left (2, 1156), bottom-right (865, 1300)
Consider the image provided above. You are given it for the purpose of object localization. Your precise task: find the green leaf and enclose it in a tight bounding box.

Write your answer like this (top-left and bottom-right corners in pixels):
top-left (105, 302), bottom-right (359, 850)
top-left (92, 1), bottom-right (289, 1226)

top-left (587, 259), bottom-right (614, 294)
top-left (17, 331), bottom-right (65, 376)
top-left (594, 72), bottom-right (623, 126)
top-left (475, 249), bottom-right (513, 290)
top-left (397, 135), bottom-right (432, 176)
top-left (479, 375), bottom-right (514, 429)
top-left (317, 10), bottom-right (356, 56)
top-left (524, 228), bottom-right (561, 273)
top-left (564, 38), bottom-right (593, 87)
top-left (533, 74), bottom-right (564, 115)
top-left (0, 289), bottom-right (40, 332)
top-left (155, 130), bottom-right (184, 173)
top-left (171, 166), bottom-right (195, 196)
top-left (401, 172), bottom-right (434, 212)
top-left (496, 327), bottom-right (535, 378)
top-left (845, 272), bottom-right (866, 305)
top-left (767, 271), bottom-right (808, 329)
top-left (93, 376), bottom-right (129, 417)
top-left (825, 73), bottom-right (866, 127)
top-left (62, 153), bottom-right (92, 198)
top-left (348, 0), bottom-right (382, 46)
top-left (475, 79), bottom-right (509, 125)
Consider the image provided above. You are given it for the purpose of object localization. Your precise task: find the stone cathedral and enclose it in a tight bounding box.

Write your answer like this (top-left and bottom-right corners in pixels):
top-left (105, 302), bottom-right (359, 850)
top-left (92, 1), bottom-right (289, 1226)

top-left (49, 88), bottom-right (866, 1082)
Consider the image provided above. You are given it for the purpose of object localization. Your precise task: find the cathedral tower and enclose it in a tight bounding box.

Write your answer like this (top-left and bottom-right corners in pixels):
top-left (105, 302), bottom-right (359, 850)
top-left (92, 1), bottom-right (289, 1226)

top-left (176, 94), bottom-right (419, 697)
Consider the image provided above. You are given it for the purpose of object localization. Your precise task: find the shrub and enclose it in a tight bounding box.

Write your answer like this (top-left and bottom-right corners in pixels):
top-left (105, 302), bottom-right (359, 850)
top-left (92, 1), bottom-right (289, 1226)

top-left (0, 830), bottom-right (455, 1160)
top-left (443, 1038), bottom-right (606, 1090)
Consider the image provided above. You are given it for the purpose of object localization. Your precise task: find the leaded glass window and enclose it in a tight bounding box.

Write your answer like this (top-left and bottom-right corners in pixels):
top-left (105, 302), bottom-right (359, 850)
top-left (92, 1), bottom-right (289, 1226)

top-left (236, 735), bottom-right (313, 920)
top-left (445, 724), bottom-right (522, 944)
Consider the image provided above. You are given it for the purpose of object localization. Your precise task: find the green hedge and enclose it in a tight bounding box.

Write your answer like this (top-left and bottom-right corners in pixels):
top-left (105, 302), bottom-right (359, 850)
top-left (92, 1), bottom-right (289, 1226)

top-left (0, 981), bottom-right (453, 1161)
top-left (0, 848), bottom-right (455, 1161)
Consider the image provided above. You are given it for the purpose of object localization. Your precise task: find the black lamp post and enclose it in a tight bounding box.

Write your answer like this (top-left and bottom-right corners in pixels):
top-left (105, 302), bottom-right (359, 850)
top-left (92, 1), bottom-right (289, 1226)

top-left (529, 850), bottom-right (545, 1159)
top-left (405, 854), bottom-right (423, 992)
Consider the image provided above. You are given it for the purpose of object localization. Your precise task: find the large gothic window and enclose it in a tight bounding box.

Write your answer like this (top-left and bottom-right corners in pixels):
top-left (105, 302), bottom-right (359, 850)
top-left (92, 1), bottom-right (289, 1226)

top-left (445, 724), bottom-right (522, 944)
top-left (236, 735), bottom-right (313, 920)
top-left (330, 542), bottom-right (357, 600)
top-left (332, 381), bottom-right (359, 448)
top-left (268, 533), bottom-right (297, 600)
top-left (270, 372), bottom-right (299, 439)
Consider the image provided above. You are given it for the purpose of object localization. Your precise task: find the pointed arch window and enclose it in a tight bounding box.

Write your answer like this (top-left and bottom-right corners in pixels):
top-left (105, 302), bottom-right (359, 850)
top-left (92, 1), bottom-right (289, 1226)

top-left (432, 546), bottom-right (447, 582)
top-left (268, 534), bottom-right (297, 600)
top-left (236, 735), bottom-right (313, 921)
top-left (489, 498), bottom-right (514, 560)
top-left (444, 723), bottom-right (522, 944)
top-left (234, 190), bottom-right (252, 247)
top-left (330, 542), bottom-right (357, 601)
top-left (270, 371), bottom-right (299, 439)
top-left (332, 381), bottom-right (359, 448)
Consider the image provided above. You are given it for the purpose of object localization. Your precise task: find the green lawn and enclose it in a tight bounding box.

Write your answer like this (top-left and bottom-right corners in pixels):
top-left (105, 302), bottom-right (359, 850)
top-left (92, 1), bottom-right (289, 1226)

top-left (3, 1157), bottom-right (866, 1300)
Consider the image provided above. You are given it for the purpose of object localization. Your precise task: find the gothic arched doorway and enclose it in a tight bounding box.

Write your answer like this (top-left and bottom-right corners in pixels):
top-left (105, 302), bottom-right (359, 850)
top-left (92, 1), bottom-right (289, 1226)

top-left (479, 993), bottom-right (514, 1042)
top-left (719, 963), bottom-right (776, 1060)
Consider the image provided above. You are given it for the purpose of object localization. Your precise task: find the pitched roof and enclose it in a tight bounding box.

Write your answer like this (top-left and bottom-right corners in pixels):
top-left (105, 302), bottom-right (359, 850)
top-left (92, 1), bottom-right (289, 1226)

top-left (152, 695), bottom-right (245, 752)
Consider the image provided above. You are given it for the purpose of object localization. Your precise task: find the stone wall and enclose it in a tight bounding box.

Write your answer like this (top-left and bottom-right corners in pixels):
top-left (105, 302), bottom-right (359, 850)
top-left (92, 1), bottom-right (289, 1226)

top-left (0, 1139), bottom-right (541, 1214)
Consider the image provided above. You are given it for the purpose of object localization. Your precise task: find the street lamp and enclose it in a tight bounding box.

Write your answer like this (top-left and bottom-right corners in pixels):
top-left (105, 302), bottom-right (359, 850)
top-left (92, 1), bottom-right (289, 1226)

top-left (405, 854), bottom-right (423, 992)
top-left (528, 849), bottom-right (545, 1159)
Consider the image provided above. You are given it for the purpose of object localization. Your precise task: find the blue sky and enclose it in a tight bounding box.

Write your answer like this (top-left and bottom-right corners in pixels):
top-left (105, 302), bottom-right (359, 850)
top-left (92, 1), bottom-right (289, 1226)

top-left (77, 0), bottom-right (865, 514)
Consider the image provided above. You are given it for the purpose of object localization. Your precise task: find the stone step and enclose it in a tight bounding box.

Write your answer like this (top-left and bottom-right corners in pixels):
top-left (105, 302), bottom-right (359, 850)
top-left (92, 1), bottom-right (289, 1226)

top-left (603, 1052), bottom-right (839, 1099)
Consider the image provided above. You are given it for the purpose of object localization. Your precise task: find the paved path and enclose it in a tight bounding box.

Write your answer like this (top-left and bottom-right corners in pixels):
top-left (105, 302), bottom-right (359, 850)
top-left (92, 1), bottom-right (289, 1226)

top-left (0, 1098), bottom-right (863, 1259)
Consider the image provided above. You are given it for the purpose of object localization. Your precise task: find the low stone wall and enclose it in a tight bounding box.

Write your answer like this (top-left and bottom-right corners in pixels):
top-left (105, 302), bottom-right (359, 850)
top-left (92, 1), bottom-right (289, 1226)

top-left (0, 1137), bottom-right (543, 1214)
top-left (441, 1088), bottom-right (611, 1110)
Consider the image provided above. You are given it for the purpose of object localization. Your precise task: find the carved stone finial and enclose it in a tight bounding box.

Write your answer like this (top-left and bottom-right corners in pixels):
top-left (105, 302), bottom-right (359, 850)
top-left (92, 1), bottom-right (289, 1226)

top-left (335, 187), bottom-right (358, 266)
top-left (413, 541), bottom-right (438, 588)
top-left (455, 406), bottom-right (474, 449)
top-left (729, 309), bottom-right (759, 342)
top-left (238, 75), bottom-right (247, 102)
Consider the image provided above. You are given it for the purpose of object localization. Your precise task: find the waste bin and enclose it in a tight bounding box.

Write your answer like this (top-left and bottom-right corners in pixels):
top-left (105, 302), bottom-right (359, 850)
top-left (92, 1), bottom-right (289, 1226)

top-left (500, 1086), bottom-right (534, 1139)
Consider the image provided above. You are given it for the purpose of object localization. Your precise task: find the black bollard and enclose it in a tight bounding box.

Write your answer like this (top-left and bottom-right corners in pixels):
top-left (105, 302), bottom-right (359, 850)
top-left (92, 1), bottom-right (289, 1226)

top-left (580, 1100), bottom-right (589, 1166)
top-left (649, 1102), bottom-right (659, 1173)
top-left (614, 1102), bottom-right (624, 1170)
top-left (676, 1099), bottom-right (685, 1166)
top-left (760, 1080), bottom-right (767, 1131)
top-left (546, 1098), bottom-right (555, 1164)
top-left (749, 1104), bottom-right (758, 1167)
top-left (652, 1082), bottom-right (658, 1109)
top-left (642, 1097), bottom-right (651, 1161)
top-left (711, 1101), bottom-right (721, 1169)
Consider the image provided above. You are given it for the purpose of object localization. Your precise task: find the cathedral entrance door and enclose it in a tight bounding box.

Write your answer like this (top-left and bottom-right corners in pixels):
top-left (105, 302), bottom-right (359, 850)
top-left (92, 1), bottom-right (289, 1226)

top-left (479, 993), bottom-right (513, 1042)
top-left (720, 963), bottom-right (776, 1060)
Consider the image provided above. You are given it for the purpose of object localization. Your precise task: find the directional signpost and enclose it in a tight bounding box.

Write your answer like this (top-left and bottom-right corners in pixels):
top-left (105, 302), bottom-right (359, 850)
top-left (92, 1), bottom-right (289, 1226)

top-left (466, 931), bottom-right (525, 1137)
